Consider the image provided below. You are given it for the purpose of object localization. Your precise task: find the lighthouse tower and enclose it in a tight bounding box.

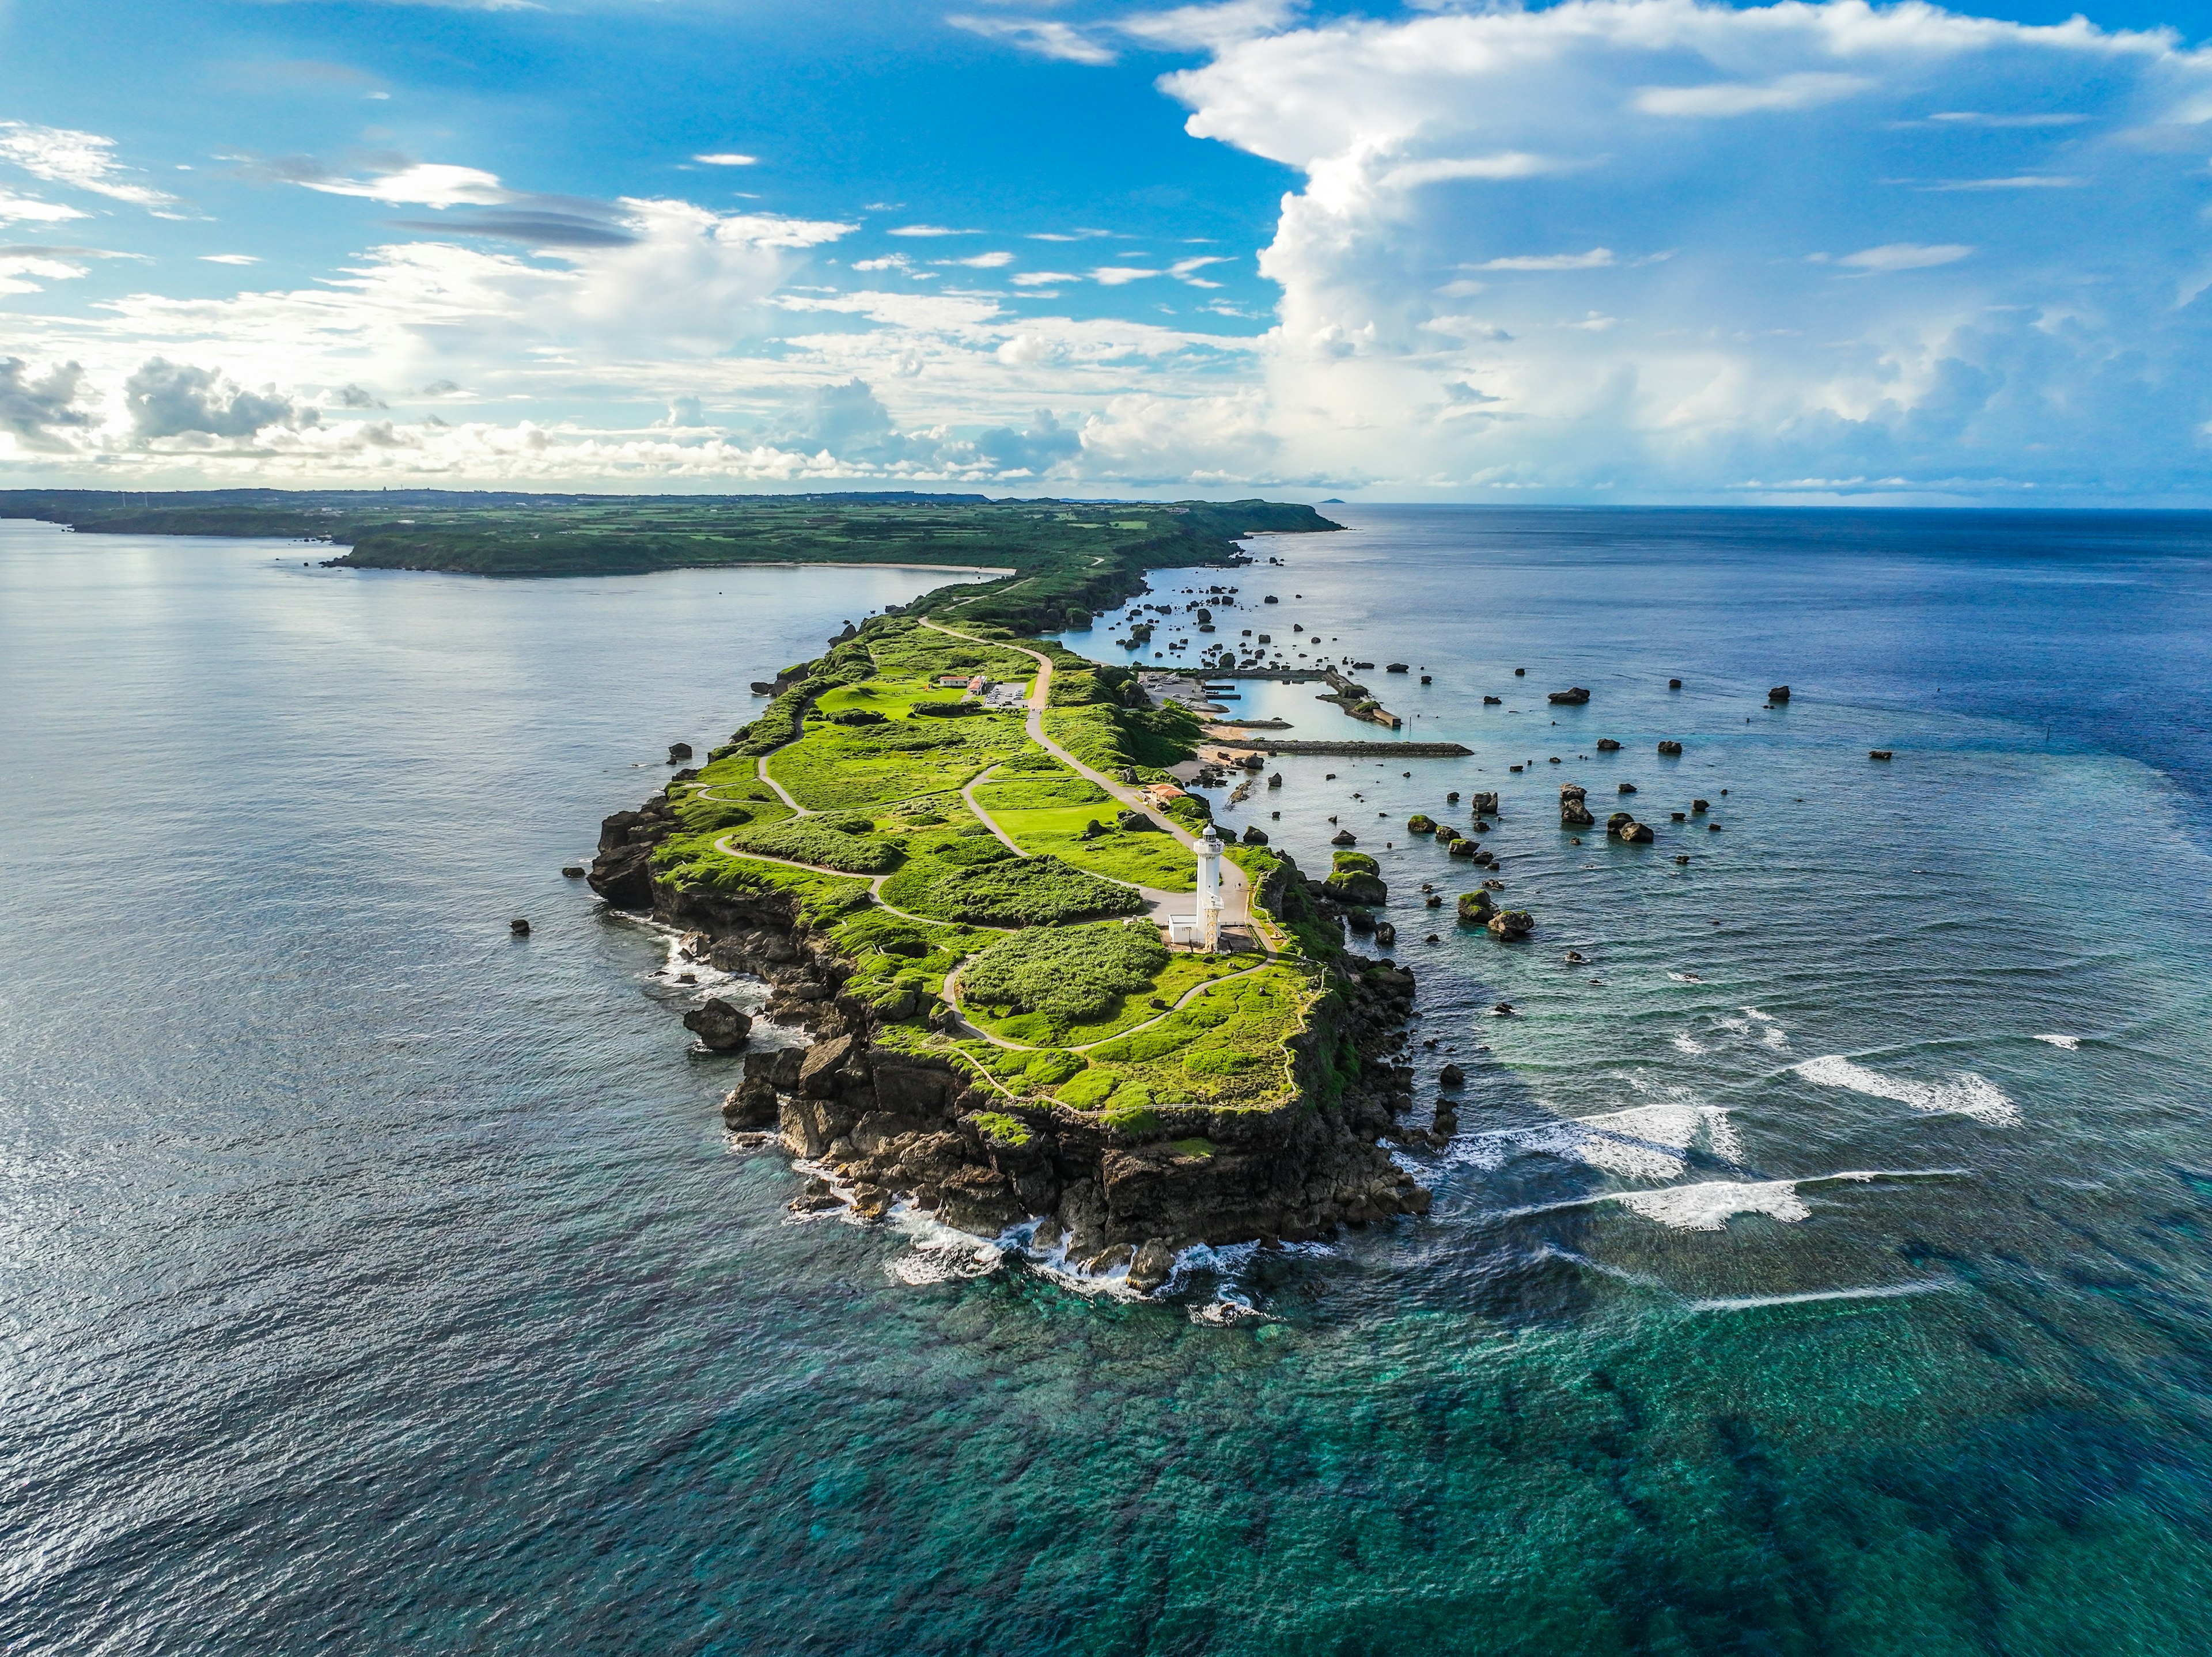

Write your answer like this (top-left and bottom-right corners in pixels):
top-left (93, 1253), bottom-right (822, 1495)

top-left (1195, 825), bottom-right (1224, 953)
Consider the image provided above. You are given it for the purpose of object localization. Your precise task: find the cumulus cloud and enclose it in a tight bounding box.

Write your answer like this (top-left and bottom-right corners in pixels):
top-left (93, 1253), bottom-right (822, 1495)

top-left (1145, 0), bottom-right (2212, 497)
top-left (125, 358), bottom-right (316, 442)
top-left (21, 0), bottom-right (2212, 498)
top-left (693, 153), bottom-right (757, 166)
top-left (0, 358), bottom-right (97, 451)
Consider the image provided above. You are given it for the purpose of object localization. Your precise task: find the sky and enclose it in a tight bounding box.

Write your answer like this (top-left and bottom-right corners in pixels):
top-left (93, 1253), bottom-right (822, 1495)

top-left (4, 0), bottom-right (2212, 503)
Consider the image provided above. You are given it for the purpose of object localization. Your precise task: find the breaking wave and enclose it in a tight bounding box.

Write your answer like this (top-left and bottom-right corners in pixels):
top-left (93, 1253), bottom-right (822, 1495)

top-left (1451, 1092), bottom-right (1739, 1181)
top-left (1613, 1180), bottom-right (1809, 1230)
top-left (1795, 1055), bottom-right (2020, 1125)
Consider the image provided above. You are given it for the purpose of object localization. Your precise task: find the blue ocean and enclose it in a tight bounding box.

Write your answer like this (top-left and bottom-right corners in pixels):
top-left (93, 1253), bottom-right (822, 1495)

top-left (4, 505), bottom-right (2211, 1654)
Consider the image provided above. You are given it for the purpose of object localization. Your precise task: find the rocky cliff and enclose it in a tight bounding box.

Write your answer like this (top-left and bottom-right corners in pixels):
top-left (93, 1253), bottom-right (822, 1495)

top-left (590, 798), bottom-right (1430, 1286)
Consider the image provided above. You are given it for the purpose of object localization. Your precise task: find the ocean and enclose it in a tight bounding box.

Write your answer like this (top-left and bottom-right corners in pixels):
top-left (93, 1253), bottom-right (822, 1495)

top-left (3, 505), bottom-right (2210, 1654)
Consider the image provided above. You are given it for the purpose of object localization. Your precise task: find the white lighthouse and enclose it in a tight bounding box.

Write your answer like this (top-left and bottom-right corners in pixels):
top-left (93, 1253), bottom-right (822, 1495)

top-left (1195, 825), bottom-right (1224, 953)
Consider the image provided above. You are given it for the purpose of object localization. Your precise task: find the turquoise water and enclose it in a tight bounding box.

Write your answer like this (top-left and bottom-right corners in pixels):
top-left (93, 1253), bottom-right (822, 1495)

top-left (5, 509), bottom-right (2212, 1654)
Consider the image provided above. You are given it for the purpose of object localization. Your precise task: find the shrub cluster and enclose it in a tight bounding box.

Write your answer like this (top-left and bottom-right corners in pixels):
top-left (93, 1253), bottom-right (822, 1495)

top-left (961, 920), bottom-right (1168, 1023)
top-left (926, 856), bottom-right (1149, 925)
top-left (728, 818), bottom-right (902, 874)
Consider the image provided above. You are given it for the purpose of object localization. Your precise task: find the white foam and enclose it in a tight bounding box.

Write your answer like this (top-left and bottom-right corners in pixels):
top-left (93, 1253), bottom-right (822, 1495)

top-left (1796, 1055), bottom-right (2019, 1125)
top-left (1671, 1032), bottom-right (1706, 1056)
top-left (1688, 1278), bottom-right (1956, 1312)
top-left (1613, 1179), bottom-right (1811, 1230)
top-left (1450, 1098), bottom-right (1737, 1180)
top-left (1667, 971), bottom-right (1702, 983)
top-left (1743, 1008), bottom-right (1789, 1049)
top-left (2033, 1034), bottom-right (2081, 1051)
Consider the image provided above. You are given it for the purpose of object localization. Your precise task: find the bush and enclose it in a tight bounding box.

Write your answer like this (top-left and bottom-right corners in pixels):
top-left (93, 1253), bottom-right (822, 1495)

top-left (961, 921), bottom-right (1167, 1023)
top-left (927, 856), bottom-right (1149, 925)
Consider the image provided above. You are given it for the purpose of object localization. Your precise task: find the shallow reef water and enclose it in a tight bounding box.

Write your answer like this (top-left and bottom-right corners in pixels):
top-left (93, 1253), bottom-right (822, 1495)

top-left (6, 508), bottom-right (2212, 1654)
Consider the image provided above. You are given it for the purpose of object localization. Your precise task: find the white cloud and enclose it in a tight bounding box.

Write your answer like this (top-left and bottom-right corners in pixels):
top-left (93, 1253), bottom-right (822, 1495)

top-left (1920, 175), bottom-right (2083, 190)
top-left (17, 1), bottom-right (2212, 498)
top-left (0, 123), bottom-right (177, 209)
top-left (0, 254), bottom-right (88, 297)
top-left (946, 16), bottom-right (1116, 66)
top-left (0, 192), bottom-right (88, 225)
top-left (1130, 0), bottom-right (2212, 498)
top-left (694, 153), bottom-right (758, 166)
top-left (298, 162), bottom-right (509, 208)
top-left (937, 251), bottom-right (1015, 268)
top-left (1118, 0), bottom-right (1298, 52)
top-left (1477, 248), bottom-right (1615, 271)
top-left (1635, 72), bottom-right (1871, 117)
top-left (1926, 111), bottom-right (2090, 127)
top-left (1380, 153), bottom-right (1581, 189)
top-left (202, 253), bottom-right (262, 265)
top-left (1838, 242), bottom-right (1974, 271)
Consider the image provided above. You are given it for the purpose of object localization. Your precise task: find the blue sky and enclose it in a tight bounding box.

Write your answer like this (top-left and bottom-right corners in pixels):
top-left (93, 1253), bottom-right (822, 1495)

top-left (4, 0), bottom-right (2212, 501)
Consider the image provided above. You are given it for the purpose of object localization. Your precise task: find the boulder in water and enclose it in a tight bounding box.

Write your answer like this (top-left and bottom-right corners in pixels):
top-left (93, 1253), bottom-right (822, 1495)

top-left (1471, 792), bottom-right (1499, 814)
top-left (668, 741), bottom-right (693, 763)
top-left (1547, 687), bottom-right (1590, 705)
top-left (1128, 1239), bottom-right (1177, 1293)
top-left (1438, 1062), bottom-right (1465, 1088)
top-left (1407, 813), bottom-right (1437, 835)
top-left (1487, 909), bottom-right (1535, 939)
top-left (1457, 890), bottom-right (1496, 924)
top-left (1768, 685), bottom-right (1791, 702)
top-left (510, 917), bottom-right (531, 936)
top-left (1870, 749), bottom-right (1893, 761)
top-left (1657, 740), bottom-right (1683, 756)
top-left (1596, 738), bottom-right (1622, 752)
top-left (683, 998), bottom-right (753, 1051)
top-left (1331, 829), bottom-right (1358, 847)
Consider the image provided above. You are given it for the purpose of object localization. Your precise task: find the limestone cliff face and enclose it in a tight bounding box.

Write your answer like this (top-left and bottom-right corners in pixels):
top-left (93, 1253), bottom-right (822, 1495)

top-left (590, 797), bottom-right (1429, 1274)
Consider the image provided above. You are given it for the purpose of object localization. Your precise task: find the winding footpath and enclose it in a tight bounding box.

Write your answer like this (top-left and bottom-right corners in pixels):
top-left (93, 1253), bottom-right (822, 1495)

top-left (681, 616), bottom-right (1287, 1057)
top-left (918, 617), bottom-right (1281, 952)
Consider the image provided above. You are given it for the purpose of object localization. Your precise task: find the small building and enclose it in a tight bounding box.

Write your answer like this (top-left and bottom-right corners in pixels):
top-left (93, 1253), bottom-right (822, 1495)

top-left (1141, 783), bottom-right (1187, 810)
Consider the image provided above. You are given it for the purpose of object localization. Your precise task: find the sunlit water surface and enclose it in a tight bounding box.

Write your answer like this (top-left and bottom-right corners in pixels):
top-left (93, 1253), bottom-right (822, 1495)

top-left (5, 508), bottom-right (2212, 1655)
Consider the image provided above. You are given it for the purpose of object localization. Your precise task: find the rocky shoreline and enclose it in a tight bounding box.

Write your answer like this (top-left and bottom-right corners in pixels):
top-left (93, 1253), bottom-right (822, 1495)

top-left (590, 795), bottom-right (1433, 1292)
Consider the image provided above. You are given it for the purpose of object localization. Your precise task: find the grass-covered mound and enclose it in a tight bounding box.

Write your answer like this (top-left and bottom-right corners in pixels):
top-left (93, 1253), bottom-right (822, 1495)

top-left (960, 921), bottom-right (1166, 1024)
top-left (926, 856), bottom-right (1147, 926)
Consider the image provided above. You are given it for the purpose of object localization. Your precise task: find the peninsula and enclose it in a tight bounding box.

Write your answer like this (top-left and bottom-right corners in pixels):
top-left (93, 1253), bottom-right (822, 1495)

top-left (6, 486), bottom-right (1434, 1287)
top-left (564, 501), bottom-right (1431, 1289)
